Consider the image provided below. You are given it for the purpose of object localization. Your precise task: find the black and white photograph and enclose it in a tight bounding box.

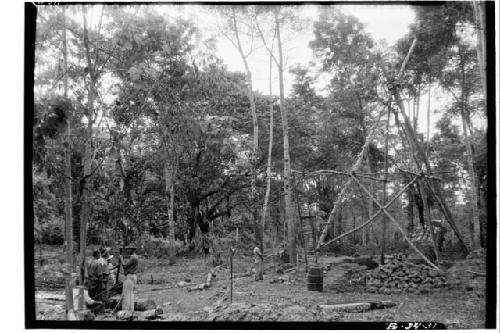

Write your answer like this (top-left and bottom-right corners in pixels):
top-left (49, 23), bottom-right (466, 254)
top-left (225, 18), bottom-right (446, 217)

top-left (25, 1), bottom-right (496, 328)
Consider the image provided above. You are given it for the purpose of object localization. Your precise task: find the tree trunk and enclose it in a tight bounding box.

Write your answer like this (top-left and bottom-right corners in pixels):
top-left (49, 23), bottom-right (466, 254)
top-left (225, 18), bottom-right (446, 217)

top-left (62, 7), bottom-right (74, 315)
top-left (351, 211), bottom-right (357, 244)
top-left (426, 83), bottom-right (431, 154)
top-left (230, 8), bottom-right (260, 249)
top-left (472, 1), bottom-right (487, 102)
top-left (461, 113), bottom-right (481, 249)
top-left (337, 203), bottom-right (343, 240)
top-left (477, 181), bottom-right (487, 247)
top-left (415, 183), bottom-right (425, 228)
top-left (80, 6), bottom-right (96, 283)
top-left (261, 51), bottom-right (274, 254)
top-left (413, 85), bottom-right (420, 132)
top-left (380, 108), bottom-right (390, 265)
top-left (164, 164), bottom-right (176, 255)
top-left (420, 179), bottom-right (440, 262)
top-left (366, 154), bottom-right (375, 244)
top-left (275, 9), bottom-right (296, 263)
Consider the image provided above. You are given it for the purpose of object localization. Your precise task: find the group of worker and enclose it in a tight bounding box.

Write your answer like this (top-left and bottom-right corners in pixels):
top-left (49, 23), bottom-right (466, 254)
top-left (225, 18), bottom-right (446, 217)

top-left (87, 244), bottom-right (263, 311)
top-left (87, 247), bottom-right (139, 311)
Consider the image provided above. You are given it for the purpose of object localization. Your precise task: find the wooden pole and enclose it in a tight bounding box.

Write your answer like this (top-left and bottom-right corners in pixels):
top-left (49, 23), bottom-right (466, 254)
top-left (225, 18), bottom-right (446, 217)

top-left (261, 46), bottom-right (274, 255)
top-left (293, 175), bottom-right (307, 272)
top-left (426, 83), bottom-right (431, 155)
top-left (61, 6), bottom-right (74, 316)
top-left (380, 107), bottom-right (390, 265)
top-left (472, 1), bottom-right (487, 102)
top-left (230, 248), bottom-right (234, 303)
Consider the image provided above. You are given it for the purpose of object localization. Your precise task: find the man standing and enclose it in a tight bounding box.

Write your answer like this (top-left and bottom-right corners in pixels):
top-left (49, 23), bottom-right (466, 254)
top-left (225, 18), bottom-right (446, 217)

top-left (253, 246), bottom-right (263, 281)
top-left (120, 248), bottom-right (139, 311)
top-left (98, 249), bottom-right (113, 304)
top-left (88, 250), bottom-right (104, 301)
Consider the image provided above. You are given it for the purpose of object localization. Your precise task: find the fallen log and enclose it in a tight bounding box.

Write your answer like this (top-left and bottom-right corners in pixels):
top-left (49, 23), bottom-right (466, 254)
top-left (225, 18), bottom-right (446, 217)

top-left (151, 286), bottom-right (174, 291)
top-left (35, 293), bottom-right (66, 301)
top-left (321, 300), bottom-right (397, 313)
top-left (320, 302), bottom-right (371, 313)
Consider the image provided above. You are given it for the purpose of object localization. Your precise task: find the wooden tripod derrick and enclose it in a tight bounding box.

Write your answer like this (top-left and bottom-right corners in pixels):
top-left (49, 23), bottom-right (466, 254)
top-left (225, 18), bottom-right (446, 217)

top-left (307, 36), bottom-right (469, 268)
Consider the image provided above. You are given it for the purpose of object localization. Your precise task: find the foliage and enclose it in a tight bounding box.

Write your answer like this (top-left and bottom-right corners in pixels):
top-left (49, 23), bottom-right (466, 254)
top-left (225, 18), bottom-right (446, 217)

top-left (32, 4), bottom-right (487, 257)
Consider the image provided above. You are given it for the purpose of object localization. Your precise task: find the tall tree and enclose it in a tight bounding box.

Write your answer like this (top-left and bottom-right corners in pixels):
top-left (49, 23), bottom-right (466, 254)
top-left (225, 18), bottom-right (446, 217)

top-left (218, 6), bottom-right (261, 248)
top-left (61, 6), bottom-right (74, 316)
top-left (440, 41), bottom-right (482, 249)
top-left (254, 6), bottom-right (299, 263)
top-left (261, 47), bottom-right (275, 253)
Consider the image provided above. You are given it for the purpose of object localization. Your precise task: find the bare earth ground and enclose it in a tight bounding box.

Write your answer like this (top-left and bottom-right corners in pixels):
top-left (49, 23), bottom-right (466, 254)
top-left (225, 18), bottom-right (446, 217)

top-left (33, 246), bottom-right (486, 328)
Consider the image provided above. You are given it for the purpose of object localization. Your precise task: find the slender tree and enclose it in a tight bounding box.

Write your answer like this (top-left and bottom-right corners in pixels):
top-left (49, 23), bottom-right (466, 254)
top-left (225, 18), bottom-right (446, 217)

top-left (61, 6), bottom-right (74, 316)
top-left (218, 6), bottom-right (261, 248)
top-left (261, 45), bottom-right (275, 254)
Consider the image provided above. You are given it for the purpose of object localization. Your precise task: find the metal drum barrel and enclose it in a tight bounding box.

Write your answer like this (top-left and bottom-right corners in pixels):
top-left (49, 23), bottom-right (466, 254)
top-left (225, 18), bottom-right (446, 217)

top-left (307, 265), bottom-right (323, 292)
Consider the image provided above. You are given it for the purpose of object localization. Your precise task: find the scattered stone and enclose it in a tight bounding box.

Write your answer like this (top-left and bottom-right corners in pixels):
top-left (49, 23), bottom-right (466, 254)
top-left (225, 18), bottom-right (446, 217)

top-left (67, 310), bottom-right (77, 321)
top-left (116, 310), bottom-right (135, 321)
top-left (76, 309), bottom-right (95, 321)
top-left (85, 299), bottom-right (104, 314)
top-left (143, 308), bottom-right (163, 320)
top-left (177, 281), bottom-right (189, 287)
top-left (365, 253), bottom-right (447, 294)
top-left (135, 299), bottom-right (157, 311)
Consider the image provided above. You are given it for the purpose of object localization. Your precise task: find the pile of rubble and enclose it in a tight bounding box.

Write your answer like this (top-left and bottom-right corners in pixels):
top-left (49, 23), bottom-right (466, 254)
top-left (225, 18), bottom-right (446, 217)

top-left (365, 253), bottom-right (448, 294)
